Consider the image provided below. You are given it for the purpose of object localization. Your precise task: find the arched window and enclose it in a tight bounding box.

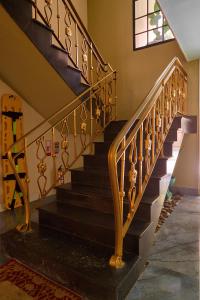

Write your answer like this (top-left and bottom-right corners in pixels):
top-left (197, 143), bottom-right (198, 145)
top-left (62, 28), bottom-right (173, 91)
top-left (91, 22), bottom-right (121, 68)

top-left (133, 0), bottom-right (174, 50)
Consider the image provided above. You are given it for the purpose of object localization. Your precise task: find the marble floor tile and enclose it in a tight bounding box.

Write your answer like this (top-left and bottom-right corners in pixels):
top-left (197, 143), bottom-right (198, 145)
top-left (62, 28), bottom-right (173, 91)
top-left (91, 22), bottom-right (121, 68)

top-left (126, 196), bottom-right (200, 300)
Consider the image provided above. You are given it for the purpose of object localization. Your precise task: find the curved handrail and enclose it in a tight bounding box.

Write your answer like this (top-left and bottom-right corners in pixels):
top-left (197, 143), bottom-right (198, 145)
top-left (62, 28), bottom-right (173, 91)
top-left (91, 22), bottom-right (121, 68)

top-left (108, 57), bottom-right (187, 268)
top-left (7, 71), bottom-right (117, 232)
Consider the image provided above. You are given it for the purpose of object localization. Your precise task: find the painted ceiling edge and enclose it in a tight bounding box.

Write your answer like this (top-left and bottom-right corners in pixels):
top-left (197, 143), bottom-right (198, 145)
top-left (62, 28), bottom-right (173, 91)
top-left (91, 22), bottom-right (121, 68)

top-left (158, 0), bottom-right (200, 62)
top-left (157, 0), bottom-right (189, 62)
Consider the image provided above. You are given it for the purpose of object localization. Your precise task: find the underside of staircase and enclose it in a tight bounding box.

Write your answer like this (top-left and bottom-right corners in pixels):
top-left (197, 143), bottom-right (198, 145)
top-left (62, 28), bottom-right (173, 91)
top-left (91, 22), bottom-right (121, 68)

top-left (1, 115), bottom-right (196, 300)
top-left (0, 0), bottom-right (89, 118)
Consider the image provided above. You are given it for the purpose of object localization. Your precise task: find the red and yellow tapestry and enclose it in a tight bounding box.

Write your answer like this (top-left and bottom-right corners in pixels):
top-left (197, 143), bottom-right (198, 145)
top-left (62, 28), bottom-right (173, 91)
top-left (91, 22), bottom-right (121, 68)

top-left (0, 259), bottom-right (82, 300)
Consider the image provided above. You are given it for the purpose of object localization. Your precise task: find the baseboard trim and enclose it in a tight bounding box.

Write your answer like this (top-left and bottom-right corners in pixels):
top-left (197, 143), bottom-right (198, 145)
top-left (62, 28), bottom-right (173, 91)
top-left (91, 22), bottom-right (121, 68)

top-left (172, 186), bottom-right (199, 196)
top-left (0, 204), bottom-right (5, 212)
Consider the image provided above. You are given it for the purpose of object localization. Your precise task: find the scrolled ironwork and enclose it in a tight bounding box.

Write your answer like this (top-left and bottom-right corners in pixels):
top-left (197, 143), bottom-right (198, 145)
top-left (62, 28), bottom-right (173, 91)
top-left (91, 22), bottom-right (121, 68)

top-left (44, 0), bottom-right (52, 26)
top-left (6, 71), bottom-right (117, 235)
top-left (127, 138), bottom-right (138, 219)
top-left (82, 38), bottom-right (88, 78)
top-left (108, 57), bottom-right (187, 268)
top-left (32, 0), bottom-right (113, 84)
top-left (36, 138), bottom-right (48, 197)
top-left (60, 118), bottom-right (70, 170)
top-left (64, 7), bottom-right (72, 55)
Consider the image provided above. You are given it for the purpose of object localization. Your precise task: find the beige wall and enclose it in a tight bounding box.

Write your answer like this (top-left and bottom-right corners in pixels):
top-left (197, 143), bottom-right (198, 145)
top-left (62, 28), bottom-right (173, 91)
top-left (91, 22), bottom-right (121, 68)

top-left (88, 0), bottom-right (186, 119)
top-left (88, 0), bottom-right (199, 192)
top-left (173, 60), bottom-right (199, 192)
top-left (71, 0), bottom-right (88, 27)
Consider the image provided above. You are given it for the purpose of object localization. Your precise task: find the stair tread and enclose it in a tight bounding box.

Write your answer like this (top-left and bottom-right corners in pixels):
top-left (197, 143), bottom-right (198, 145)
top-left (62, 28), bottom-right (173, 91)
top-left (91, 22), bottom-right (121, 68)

top-left (33, 19), bottom-right (53, 33)
top-left (71, 167), bottom-right (108, 175)
top-left (39, 202), bottom-right (151, 237)
top-left (141, 195), bottom-right (160, 205)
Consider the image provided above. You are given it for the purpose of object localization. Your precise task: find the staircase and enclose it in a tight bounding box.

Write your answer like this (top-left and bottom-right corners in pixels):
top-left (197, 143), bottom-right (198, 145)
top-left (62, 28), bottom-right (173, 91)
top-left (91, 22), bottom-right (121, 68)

top-left (0, 0), bottom-right (110, 118)
top-left (2, 114), bottom-right (196, 299)
top-left (0, 1), bottom-right (197, 300)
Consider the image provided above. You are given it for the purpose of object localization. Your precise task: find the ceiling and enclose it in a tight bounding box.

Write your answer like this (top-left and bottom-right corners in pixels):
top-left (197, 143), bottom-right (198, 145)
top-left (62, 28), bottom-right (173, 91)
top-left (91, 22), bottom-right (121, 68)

top-left (158, 0), bottom-right (200, 61)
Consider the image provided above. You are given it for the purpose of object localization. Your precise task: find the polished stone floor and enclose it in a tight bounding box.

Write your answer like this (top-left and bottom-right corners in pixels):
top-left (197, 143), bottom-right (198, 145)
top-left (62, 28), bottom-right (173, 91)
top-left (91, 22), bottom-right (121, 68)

top-left (0, 196), bottom-right (55, 265)
top-left (0, 196), bottom-right (200, 299)
top-left (126, 196), bottom-right (200, 300)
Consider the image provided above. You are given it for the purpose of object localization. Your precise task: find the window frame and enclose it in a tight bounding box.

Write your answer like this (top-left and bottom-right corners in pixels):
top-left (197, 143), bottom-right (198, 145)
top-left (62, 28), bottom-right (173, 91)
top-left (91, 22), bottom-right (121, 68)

top-left (133, 0), bottom-right (175, 51)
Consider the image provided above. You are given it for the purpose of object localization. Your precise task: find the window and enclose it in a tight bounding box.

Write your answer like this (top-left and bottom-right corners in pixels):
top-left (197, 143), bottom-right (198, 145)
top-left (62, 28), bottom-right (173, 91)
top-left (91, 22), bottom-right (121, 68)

top-left (133, 0), bottom-right (174, 50)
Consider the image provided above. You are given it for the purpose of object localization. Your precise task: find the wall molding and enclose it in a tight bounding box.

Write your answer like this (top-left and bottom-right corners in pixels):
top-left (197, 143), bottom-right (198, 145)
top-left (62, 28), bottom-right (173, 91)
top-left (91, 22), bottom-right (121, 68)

top-left (172, 185), bottom-right (199, 196)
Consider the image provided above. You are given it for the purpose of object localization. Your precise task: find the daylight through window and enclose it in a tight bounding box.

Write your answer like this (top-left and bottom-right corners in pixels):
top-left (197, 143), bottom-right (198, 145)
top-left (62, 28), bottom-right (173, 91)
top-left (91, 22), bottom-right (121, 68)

top-left (134, 0), bottom-right (174, 49)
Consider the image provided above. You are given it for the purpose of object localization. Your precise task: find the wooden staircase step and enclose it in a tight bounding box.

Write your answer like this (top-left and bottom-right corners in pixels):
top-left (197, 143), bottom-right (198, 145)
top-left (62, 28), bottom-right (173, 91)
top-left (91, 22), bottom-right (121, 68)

top-left (165, 128), bottom-right (178, 142)
top-left (56, 183), bottom-right (113, 214)
top-left (152, 156), bottom-right (168, 176)
top-left (83, 154), bottom-right (108, 170)
top-left (38, 201), bottom-right (153, 254)
top-left (163, 141), bottom-right (173, 157)
top-left (94, 141), bottom-right (112, 155)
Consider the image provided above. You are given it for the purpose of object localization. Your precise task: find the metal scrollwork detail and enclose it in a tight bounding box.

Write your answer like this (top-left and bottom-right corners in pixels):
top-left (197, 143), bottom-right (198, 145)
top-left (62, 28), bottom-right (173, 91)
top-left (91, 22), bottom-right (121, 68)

top-left (144, 117), bottom-right (152, 179)
top-left (105, 80), bottom-right (113, 124)
top-left (36, 138), bottom-right (47, 197)
top-left (80, 104), bottom-right (88, 149)
top-left (61, 118), bottom-right (70, 171)
top-left (155, 100), bottom-right (162, 153)
top-left (64, 8), bottom-right (72, 55)
top-left (127, 139), bottom-right (138, 219)
top-left (82, 38), bottom-right (88, 77)
top-left (96, 61), bottom-right (102, 81)
top-left (95, 94), bottom-right (102, 132)
top-left (44, 0), bottom-right (52, 26)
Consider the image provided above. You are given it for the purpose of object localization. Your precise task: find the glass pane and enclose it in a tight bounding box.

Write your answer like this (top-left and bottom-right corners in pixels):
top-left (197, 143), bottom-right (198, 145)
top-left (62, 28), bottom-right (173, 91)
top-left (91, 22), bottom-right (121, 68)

top-left (135, 16), bottom-right (147, 34)
top-left (135, 0), bottom-right (147, 18)
top-left (163, 17), bottom-right (168, 26)
top-left (148, 0), bottom-right (160, 13)
top-left (148, 11), bottom-right (163, 29)
top-left (164, 26), bottom-right (174, 40)
top-left (135, 32), bottom-right (148, 48)
top-left (148, 27), bottom-right (163, 44)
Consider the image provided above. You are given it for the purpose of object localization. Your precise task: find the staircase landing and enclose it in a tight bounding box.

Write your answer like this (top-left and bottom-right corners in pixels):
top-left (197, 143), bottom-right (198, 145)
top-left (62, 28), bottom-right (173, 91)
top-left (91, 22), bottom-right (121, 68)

top-left (1, 222), bottom-right (144, 300)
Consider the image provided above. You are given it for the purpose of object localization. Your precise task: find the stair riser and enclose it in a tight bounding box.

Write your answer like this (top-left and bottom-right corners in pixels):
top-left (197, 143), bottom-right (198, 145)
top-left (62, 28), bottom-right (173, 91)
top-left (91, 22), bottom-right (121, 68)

top-left (143, 177), bottom-right (161, 197)
top-left (39, 209), bottom-right (146, 255)
top-left (171, 117), bottom-right (182, 130)
top-left (163, 142), bottom-right (173, 157)
top-left (152, 159), bottom-right (167, 176)
top-left (56, 189), bottom-right (113, 214)
top-left (71, 171), bottom-right (110, 189)
top-left (39, 209), bottom-right (116, 247)
top-left (71, 170), bottom-right (141, 191)
top-left (134, 203), bottom-right (152, 222)
top-left (94, 143), bottom-right (111, 155)
top-left (57, 188), bottom-right (155, 222)
top-left (166, 129), bottom-right (177, 142)
top-left (84, 156), bottom-right (108, 170)
top-left (104, 121), bottom-right (127, 135)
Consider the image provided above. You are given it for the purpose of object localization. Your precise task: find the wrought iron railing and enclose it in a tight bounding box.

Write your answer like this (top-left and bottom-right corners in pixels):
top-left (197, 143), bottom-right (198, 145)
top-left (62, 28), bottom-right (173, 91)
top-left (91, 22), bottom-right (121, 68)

top-left (108, 57), bottom-right (187, 268)
top-left (7, 71), bottom-right (117, 232)
top-left (31, 0), bottom-right (112, 84)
